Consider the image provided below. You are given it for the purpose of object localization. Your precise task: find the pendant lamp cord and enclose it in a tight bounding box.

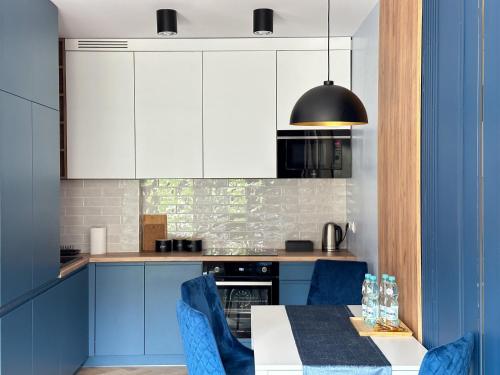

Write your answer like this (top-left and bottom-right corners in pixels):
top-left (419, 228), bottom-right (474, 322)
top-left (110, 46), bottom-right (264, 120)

top-left (327, 0), bottom-right (331, 81)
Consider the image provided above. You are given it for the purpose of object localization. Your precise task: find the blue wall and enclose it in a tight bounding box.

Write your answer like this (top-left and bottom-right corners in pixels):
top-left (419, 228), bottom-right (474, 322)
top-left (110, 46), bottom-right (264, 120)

top-left (421, 0), bottom-right (482, 373)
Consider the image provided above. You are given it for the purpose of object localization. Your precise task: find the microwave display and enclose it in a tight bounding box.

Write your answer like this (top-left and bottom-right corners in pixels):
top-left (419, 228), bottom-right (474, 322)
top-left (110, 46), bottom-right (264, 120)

top-left (277, 130), bottom-right (351, 178)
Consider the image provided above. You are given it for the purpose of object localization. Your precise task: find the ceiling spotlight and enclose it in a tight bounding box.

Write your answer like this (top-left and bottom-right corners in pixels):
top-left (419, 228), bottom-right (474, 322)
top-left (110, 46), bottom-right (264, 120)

top-left (157, 9), bottom-right (177, 36)
top-left (253, 8), bottom-right (273, 35)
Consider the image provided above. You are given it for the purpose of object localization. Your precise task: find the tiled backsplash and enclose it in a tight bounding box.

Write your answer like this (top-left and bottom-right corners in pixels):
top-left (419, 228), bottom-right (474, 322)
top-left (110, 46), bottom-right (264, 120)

top-left (141, 179), bottom-right (347, 250)
top-left (60, 179), bottom-right (347, 252)
top-left (60, 180), bottom-right (140, 252)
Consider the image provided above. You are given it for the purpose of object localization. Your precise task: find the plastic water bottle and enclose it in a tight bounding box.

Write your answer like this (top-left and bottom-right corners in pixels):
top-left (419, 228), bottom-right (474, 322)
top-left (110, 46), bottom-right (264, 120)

top-left (385, 276), bottom-right (399, 327)
top-left (365, 275), bottom-right (379, 327)
top-left (379, 274), bottom-right (389, 323)
top-left (361, 273), bottom-right (371, 319)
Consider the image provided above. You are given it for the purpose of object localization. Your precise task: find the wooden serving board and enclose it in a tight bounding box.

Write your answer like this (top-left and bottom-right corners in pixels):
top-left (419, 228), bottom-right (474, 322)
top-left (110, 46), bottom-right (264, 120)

top-left (349, 317), bottom-right (413, 337)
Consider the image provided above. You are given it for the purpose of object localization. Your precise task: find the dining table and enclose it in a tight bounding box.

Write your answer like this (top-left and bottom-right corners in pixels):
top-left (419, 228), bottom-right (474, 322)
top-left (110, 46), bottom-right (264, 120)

top-left (251, 305), bottom-right (428, 375)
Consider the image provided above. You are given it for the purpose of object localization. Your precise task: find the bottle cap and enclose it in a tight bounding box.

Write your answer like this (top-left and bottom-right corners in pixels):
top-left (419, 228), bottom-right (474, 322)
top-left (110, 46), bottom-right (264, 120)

top-left (370, 275), bottom-right (377, 281)
top-left (388, 276), bottom-right (396, 282)
top-left (365, 273), bottom-right (371, 279)
top-left (382, 274), bottom-right (389, 279)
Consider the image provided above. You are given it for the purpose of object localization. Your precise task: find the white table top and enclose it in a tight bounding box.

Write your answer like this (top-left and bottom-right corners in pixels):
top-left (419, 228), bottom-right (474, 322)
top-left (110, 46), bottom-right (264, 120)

top-left (251, 305), bottom-right (427, 374)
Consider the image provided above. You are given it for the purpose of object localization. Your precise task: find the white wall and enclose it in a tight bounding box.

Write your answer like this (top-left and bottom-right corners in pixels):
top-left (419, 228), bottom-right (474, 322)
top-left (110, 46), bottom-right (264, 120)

top-left (347, 3), bottom-right (380, 274)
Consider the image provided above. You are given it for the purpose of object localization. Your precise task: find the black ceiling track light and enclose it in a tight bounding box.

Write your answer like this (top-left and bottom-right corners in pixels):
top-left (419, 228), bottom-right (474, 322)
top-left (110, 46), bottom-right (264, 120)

top-left (157, 9), bottom-right (177, 36)
top-left (253, 8), bottom-right (273, 35)
top-left (290, 0), bottom-right (368, 126)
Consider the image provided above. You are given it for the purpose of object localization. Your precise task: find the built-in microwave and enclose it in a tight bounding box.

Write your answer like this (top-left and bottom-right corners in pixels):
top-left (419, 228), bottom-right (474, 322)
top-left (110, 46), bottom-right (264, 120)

top-left (277, 129), bottom-right (351, 178)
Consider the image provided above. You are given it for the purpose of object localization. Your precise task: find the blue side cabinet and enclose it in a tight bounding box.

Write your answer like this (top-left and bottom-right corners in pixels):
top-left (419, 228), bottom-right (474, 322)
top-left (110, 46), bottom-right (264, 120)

top-left (1, 302), bottom-right (33, 375)
top-left (33, 282), bottom-right (62, 375)
top-left (33, 267), bottom-right (89, 375)
top-left (32, 103), bottom-right (60, 288)
top-left (0, 0), bottom-right (58, 109)
top-left (145, 262), bottom-right (202, 357)
top-left (279, 262), bottom-right (315, 305)
top-left (0, 92), bottom-right (33, 305)
top-left (94, 264), bottom-right (145, 356)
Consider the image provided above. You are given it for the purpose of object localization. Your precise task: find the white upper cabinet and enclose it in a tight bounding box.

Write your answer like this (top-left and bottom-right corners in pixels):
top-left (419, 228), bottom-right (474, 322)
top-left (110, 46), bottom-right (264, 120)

top-left (203, 51), bottom-right (277, 178)
top-left (135, 52), bottom-right (203, 178)
top-left (277, 50), bottom-right (351, 131)
top-left (66, 52), bottom-right (135, 178)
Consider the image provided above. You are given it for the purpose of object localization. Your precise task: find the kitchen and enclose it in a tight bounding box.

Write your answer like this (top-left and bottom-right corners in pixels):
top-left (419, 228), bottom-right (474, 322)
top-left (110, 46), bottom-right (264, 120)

top-left (0, 0), bottom-right (497, 374)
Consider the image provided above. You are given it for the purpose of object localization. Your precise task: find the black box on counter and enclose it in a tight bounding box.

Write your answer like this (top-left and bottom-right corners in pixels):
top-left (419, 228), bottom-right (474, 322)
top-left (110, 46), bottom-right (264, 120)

top-left (285, 240), bottom-right (314, 252)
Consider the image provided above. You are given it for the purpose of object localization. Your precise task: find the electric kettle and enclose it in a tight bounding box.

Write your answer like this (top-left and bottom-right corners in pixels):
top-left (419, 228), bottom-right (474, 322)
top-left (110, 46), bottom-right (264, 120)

top-left (322, 222), bottom-right (348, 251)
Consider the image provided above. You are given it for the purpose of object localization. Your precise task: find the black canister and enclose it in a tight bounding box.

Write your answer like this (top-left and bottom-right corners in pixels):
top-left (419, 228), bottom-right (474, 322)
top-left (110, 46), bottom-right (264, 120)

top-left (172, 238), bottom-right (187, 251)
top-left (155, 239), bottom-right (172, 252)
top-left (185, 239), bottom-right (203, 252)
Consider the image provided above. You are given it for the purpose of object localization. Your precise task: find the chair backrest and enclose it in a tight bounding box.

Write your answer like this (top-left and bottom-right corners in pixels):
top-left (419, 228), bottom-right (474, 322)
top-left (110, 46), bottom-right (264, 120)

top-left (307, 260), bottom-right (368, 305)
top-left (418, 332), bottom-right (474, 375)
top-left (181, 275), bottom-right (240, 358)
top-left (176, 300), bottom-right (226, 375)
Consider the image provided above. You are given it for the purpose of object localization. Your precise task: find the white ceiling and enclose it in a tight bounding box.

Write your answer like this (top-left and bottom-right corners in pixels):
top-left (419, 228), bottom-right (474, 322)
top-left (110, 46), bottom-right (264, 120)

top-left (52, 0), bottom-right (378, 39)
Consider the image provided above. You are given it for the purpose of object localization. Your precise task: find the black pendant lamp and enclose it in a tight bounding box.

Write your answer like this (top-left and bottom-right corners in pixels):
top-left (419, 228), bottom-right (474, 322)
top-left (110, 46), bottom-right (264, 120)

top-left (253, 8), bottom-right (273, 35)
top-left (157, 9), bottom-right (177, 36)
top-left (290, 0), bottom-right (368, 126)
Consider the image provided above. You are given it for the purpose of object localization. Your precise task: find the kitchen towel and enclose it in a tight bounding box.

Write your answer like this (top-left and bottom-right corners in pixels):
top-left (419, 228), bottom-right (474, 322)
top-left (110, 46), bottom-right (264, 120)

top-left (285, 305), bottom-right (391, 375)
top-left (90, 227), bottom-right (107, 255)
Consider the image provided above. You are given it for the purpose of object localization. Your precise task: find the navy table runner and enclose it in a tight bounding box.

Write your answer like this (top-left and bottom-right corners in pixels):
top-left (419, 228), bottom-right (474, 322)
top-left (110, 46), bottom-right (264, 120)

top-left (285, 305), bottom-right (391, 375)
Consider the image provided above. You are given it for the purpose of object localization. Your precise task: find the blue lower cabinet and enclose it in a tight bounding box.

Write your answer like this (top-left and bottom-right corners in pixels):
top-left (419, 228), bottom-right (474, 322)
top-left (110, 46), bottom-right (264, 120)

top-left (32, 267), bottom-right (89, 375)
top-left (60, 268), bottom-right (89, 374)
top-left (279, 263), bottom-right (314, 305)
top-left (94, 264), bottom-right (145, 356)
top-left (145, 262), bottom-right (202, 358)
top-left (1, 302), bottom-right (33, 375)
top-left (33, 285), bottom-right (62, 375)
top-left (279, 280), bottom-right (311, 305)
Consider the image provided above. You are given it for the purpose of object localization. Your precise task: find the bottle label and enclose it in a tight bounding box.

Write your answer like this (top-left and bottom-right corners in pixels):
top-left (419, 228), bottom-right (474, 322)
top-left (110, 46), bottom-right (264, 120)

top-left (386, 306), bottom-right (398, 321)
top-left (386, 288), bottom-right (394, 296)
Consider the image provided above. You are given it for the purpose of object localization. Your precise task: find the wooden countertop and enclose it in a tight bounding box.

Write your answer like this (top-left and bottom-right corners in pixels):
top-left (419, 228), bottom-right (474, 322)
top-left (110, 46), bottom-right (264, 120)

top-left (58, 254), bottom-right (90, 278)
top-left (88, 249), bottom-right (356, 263)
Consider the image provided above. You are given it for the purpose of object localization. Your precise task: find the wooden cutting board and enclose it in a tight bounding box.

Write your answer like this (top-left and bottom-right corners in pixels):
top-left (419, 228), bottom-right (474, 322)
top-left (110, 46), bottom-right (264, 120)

top-left (349, 317), bottom-right (413, 337)
top-left (141, 215), bottom-right (167, 252)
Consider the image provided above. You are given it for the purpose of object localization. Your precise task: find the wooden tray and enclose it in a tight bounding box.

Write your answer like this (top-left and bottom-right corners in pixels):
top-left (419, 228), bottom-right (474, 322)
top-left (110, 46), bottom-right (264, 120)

top-left (350, 317), bottom-right (413, 337)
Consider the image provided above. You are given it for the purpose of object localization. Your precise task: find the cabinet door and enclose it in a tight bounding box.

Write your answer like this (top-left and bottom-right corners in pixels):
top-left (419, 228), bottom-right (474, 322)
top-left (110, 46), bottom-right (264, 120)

top-left (30, 0), bottom-right (59, 109)
top-left (1, 302), bottom-right (33, 375)
top-left (66, 52), bottom-right (135, 178)
top-left (145, 262), bottom-right (202, 356)
top-left (277, 50), bottom-right (351, 131)
top-left (32, 104), bottom-right (60, 288)
top-left (95, 264), bottom-right (144, 355)
top-left (60, 268), bottom-right (89, 374)
top-left (0, 0), bottom-right (58, 108)
top-left (33, 284), bottom-right (62, 375)
top-left (279, 280), bottom-right (311, 305)
top-left (135, 52), bottom-right (203, 178)
top-left (0, 92), bottom-right (33, 305)
top-left (203, 51), bottom-right (276, 178)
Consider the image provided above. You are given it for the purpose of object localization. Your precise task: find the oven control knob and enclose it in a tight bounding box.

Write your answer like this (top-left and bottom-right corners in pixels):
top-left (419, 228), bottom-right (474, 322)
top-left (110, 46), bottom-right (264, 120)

top-left (261, 266), bottom-right (268, 273)
top-left (214, 266), bottom-right (220, 273)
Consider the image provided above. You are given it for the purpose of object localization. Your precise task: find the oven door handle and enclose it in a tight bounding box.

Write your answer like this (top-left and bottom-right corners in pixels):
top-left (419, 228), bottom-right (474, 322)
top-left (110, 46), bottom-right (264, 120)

top-left (215, 281), bottom-right (273, 286)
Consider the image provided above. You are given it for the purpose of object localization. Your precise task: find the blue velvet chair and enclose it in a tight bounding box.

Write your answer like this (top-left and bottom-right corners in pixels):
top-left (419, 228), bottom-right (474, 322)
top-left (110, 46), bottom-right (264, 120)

top-left (419, 332), bottom-right (474, 375)
top-left (176, 300), bottom-right (226, 375)
top-left (181, 275), bottom-right (255, 375)
top-left (307, 260), bottom-right (368, 305)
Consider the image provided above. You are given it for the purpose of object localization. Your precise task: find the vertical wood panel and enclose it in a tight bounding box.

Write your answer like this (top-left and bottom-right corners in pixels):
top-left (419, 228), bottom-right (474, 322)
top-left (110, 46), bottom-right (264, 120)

top-left (378, 0), bottom-right (422, 340)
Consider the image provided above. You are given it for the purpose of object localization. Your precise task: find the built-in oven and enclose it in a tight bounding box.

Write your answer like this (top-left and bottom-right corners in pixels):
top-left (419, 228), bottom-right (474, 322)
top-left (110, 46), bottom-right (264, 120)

top-left (277, 129), bottom-right (351, 178)
top-left (203, 262), bottom-right (279, 339)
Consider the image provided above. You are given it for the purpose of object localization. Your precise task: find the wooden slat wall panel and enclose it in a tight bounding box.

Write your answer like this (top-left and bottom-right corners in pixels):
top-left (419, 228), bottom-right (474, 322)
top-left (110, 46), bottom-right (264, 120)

top-left (378, 0), bottom-right (423, 340)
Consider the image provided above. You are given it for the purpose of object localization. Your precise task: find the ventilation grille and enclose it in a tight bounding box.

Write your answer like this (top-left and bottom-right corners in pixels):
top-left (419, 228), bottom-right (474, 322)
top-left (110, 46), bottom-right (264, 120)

top-left (77, 40), bottom-right (129, 49)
